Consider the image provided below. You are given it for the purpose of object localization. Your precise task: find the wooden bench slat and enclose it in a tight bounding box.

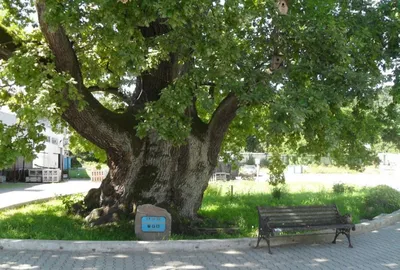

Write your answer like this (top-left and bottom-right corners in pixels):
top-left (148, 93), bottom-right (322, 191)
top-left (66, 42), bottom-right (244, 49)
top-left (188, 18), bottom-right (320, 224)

top-left (263, 212), bottom-right (339, 218)
top-left (268, 218), bottom-right (339, 224)
top-left (258, 211), bottom-right (338, 216)
top-left (267, 220), bottom-right (339, 225)
top-left (268, 217), bottom-right (339, 223)
top-left (258, 208), bottom-right (337, 214)
top-left (276, 224), bottom-right (354, 231)
top-left (257, 205), bottom-right (336, 210)
top-left (266, 215), bottom-right (339, 221)
top-left (269, 221), bottom-right (341, 227)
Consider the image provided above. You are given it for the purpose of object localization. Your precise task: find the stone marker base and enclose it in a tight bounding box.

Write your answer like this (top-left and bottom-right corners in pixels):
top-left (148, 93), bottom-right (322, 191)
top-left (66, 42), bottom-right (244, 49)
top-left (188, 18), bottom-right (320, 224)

top-left (134, 204), bottom-right (171, 241)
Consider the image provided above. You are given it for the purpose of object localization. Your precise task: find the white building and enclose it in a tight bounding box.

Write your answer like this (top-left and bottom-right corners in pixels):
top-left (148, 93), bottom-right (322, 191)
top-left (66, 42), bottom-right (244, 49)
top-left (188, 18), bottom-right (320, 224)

top-left (0, 110), bottom-right (16, 126)
top-left (0, 110), bottom-right (65, 170)
top-left (35, 119), bottom-right (65, 169)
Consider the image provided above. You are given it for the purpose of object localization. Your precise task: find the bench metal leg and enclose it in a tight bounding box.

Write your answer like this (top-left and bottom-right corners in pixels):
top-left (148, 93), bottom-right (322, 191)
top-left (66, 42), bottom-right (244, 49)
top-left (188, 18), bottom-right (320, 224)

top-left (266, 236), bottom-right (272, 254)
top-left (256, 236), bottom-right (262, 248)
top-left (332, 229), bottom-right (353, 248)
top-left (332, 230), bottom-right (340, 244)
top-left (344, 230), bottom-right (353, 248)
top-left (255, 234), bottom-right (273, 254)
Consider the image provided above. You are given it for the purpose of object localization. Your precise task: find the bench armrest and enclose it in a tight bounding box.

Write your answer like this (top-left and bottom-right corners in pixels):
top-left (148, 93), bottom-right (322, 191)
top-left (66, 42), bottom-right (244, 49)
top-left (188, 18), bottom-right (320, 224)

top-left (340, 213), bottom-right (353, 224)
top-left (259, 216), bottom-right (275, 235)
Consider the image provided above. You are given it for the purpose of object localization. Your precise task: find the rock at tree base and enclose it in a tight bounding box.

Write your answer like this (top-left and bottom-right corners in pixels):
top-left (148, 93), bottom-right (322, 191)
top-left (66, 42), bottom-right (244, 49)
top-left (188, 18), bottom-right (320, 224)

top-left (135, 204), bottom-right (171, 241)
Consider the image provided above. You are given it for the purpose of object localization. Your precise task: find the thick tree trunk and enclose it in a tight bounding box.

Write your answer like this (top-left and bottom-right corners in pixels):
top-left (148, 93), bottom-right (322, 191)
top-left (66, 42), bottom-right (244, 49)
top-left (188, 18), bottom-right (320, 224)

top-left (83, 132), bottom-right (217, 232)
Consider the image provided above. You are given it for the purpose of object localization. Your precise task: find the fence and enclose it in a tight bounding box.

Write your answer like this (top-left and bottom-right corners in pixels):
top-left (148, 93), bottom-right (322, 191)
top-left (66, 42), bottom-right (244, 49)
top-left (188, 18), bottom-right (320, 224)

top-left (90, 168), bottom-right (109, 182)
top-left (210, 172), bottom-right (230, 182)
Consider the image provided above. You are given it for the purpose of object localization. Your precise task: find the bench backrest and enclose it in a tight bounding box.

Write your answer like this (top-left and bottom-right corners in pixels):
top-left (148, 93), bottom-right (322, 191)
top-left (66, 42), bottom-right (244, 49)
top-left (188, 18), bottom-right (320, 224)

top-left (257, 205), bottom-right (341, 228)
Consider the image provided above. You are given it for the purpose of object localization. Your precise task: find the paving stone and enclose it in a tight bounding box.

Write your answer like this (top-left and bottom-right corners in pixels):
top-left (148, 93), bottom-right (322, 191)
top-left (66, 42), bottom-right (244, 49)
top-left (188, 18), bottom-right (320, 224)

top-left (0, 223), bottom-right (399, 270)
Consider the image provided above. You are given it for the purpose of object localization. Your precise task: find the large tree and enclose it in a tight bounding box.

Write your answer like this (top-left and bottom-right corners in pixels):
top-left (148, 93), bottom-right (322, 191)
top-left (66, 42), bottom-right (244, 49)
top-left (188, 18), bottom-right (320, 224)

top-left (1, 0), bottom-right (399, 230)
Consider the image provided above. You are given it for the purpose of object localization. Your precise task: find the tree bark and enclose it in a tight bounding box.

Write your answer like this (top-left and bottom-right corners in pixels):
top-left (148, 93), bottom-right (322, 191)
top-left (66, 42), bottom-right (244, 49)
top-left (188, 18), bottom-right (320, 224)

top-left (83, 129), bottom-right (228, 232)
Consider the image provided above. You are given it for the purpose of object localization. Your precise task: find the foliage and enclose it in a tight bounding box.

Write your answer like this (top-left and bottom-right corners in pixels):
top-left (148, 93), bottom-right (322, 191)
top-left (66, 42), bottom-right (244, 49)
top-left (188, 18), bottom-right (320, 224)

top-left (245, 136), bottom-right (264, 153)
top-left (364, 185), bottom-right (400, 219)
top-left (267, 149), bottom-right (287, 185)
top-left (0, 0), bottom-right (398, 174)
top-left (332, 183), bottom-right (356, 194)
top-left (332, 183), bottom-right (346, 194)
top-left (70, 156), bottom-right (83, 168)
top-left (59, 193), bottom-right (85, 213)
top-left (68, 130), bottom-right (107, 164)
top-left (271, 184), bottom-right (288, 199)
top-left (0, 119), bottom-right (46, 169)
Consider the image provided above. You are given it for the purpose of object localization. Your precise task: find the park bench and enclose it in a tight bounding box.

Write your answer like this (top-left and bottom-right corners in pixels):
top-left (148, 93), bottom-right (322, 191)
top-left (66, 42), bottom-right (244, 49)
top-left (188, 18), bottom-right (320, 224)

top-left (256, 205), bottom-right (355, 254)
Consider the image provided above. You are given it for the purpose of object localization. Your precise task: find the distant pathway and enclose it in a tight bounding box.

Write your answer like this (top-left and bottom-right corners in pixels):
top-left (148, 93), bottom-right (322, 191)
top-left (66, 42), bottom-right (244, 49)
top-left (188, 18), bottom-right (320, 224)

top-left (0, 223), bottom-right (399, 269)
top-left (285, 173), bottom-right (400, 191)
top-left (0, 180), bottom-right (100, 210)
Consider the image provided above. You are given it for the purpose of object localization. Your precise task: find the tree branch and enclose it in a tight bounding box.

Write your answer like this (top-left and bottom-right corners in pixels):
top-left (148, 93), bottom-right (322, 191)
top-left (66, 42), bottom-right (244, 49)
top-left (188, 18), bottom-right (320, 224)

top-left (139, 18), bottom-right (170, 38)
top-left (36, 1), bottom-right (83, 88)
top-left (207, 93), bottom-right (239, 163)
top-left (187, 96), bottom-right (208, 138)
top-left (134, 53), bottom-right (178, 105)
top-left (0, 25), bottom-right (19, 60)
top-left (36, 0), bottom-right (136, 152)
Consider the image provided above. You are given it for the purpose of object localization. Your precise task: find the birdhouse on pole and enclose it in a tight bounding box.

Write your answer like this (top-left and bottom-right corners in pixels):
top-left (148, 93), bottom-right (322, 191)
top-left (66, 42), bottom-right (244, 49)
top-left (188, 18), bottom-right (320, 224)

top-left (277, 0), bottom-right (288, 15)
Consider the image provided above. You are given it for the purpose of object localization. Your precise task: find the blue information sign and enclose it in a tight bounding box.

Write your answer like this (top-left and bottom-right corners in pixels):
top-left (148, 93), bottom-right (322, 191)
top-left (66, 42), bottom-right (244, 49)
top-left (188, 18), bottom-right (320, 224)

top-left (141, 216), bottom-right (166, 232)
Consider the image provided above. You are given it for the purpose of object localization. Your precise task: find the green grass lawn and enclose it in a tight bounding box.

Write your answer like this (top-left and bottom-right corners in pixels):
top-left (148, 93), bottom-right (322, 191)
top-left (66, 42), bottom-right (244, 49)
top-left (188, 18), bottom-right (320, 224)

top-left (0, 181), bottom-right (382, 240)
top-left (0, 199), bottom-right (135, 240)
top-left (198, 181), bottom-right (367, 237)
top-left (68, 168), bottom-right (90, 179)
top-left (0, 183), bottom-right (38, 190)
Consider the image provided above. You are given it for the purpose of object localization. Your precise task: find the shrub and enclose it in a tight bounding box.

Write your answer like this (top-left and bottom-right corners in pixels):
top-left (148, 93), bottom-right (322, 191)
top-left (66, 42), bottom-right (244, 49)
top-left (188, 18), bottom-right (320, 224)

top-left (364, 185), bottom-right (400, 219)
top-left (333, 183), bottom-right (346, 194)
top-left (246, 155), bottom-right (256, 165)
top-left (271, 185), bottom-right (288, 200)
top-left (60, 193), bottom-right (85, 214)
top-left (333, 183), bottom-right (356, 194)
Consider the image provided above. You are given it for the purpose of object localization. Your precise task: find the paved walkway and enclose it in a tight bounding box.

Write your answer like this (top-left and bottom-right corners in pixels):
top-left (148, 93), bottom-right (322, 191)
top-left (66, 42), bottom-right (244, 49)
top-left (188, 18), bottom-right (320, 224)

top-left (0, 180), bottom-right (100, 209)
top-left (0, 222), bottom-right (399, 269)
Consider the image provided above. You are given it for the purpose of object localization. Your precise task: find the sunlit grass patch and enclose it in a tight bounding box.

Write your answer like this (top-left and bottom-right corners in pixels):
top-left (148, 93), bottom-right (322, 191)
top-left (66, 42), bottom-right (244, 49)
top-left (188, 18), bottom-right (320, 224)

top-left (0, 181), bottom-right (393, 240)
top-left (0, 183), bottom-right (38, 190)
top-left (0, 199), bottom-right (135, 240)
top-left (199, 181), bottom-right (369, 237)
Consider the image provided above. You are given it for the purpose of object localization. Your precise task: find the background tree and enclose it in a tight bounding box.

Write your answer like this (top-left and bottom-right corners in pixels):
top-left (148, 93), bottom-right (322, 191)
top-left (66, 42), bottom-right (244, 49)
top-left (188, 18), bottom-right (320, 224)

top-left (0, 0), bottom-right (399, 231)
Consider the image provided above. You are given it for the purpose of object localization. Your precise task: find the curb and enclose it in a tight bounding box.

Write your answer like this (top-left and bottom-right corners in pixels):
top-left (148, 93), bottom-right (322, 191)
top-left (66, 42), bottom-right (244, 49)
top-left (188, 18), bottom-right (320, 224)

top-left (0, 210), bottom-right (399, 253)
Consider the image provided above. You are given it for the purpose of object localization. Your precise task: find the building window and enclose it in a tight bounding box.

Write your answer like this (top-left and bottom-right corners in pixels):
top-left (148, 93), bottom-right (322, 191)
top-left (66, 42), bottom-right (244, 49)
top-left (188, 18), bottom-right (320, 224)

top-left (51, 137), bottom-right (58, 145)
top-left (46, 136), bottom-right (51, 143)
